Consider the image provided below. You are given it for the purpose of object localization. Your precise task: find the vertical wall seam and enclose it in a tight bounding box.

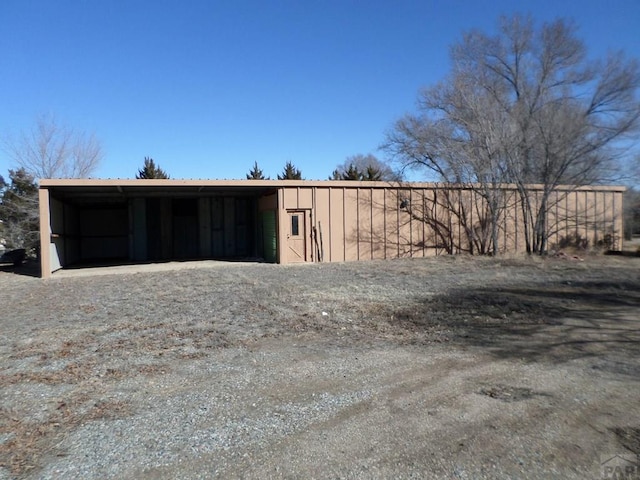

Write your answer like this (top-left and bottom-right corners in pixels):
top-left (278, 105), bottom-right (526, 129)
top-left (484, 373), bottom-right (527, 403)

top-left (552, 189), bottom-right (558, 243)
top-left (567, 190), bottom-right (571, 237)
top-left (409, 189), bottom-right (413, 257)
top-left (313, 187), bottom-right (317, 261)
top-left (584, 191), bottom-right (588, 241)
top-left (383, 188), bottom-right (387, 259)
top-left (342, 188), bottom-right (346, 261)
top-left (369, 187), bottom-right (373, 260)
top-left (327, 186), bottom-right (331, 262)
top-left (356, 188), bottom-right (360, 260)
top-left (421, 190), bottom-right (425, 257)
top-left (396, 188), bottom-right (400, 258)
top-left (503, 189), bottom-right (507, 254)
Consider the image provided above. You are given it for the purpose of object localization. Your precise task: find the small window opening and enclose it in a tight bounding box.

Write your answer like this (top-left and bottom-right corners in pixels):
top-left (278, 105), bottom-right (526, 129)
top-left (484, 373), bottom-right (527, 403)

top-left (291, 215), bottom-right (299, 236)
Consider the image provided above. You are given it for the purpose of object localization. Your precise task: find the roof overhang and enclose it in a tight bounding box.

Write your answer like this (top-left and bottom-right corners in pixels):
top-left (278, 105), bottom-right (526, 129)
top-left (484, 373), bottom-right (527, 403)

top-left (38, 179), bottom-right (627, 202)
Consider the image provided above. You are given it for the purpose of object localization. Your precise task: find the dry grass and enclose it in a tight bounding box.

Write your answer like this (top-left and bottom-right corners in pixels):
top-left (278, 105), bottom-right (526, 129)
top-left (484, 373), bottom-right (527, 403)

top-left (0, 392), bottom-right (131, 475)
top-left (1, 255), bottom-right (639, 477)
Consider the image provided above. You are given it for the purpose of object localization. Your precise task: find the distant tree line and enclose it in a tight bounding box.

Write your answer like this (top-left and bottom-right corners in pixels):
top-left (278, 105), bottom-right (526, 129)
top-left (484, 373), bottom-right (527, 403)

top-left (244, 154), bottom-right (399, 182)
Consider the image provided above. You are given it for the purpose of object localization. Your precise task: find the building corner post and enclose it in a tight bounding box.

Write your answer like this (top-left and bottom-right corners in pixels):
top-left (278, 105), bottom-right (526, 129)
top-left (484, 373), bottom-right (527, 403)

top-left (38, 188), bottom-right (51, 278)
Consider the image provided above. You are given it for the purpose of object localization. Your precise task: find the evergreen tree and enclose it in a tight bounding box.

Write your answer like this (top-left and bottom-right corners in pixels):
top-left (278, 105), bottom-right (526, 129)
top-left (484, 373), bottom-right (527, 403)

top-left (0, 168), bottom-right (39, 250)
top-left (329, 163), bottom-right (383, 181)
top-left (363, 165), bottom-right (383, 181)
top-left (330, 154), bottom-right (396, 181)
top-left (277, 161), bottom-right (302, 180)
top-left (342, 164), bottom-right (363, 180)
top-left (246, 161), bottom-right (269, 179)
top-left (136, 157), bottom-right (170, 179)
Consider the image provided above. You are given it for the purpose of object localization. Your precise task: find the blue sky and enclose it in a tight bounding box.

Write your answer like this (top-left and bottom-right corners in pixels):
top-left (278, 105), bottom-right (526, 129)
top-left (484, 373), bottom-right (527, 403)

top-left (1, 0), bottom-right (639, 181)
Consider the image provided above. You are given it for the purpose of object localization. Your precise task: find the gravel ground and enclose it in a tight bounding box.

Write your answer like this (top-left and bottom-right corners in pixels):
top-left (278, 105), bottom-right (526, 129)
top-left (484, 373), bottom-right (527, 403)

top-left (1, 254), bottom-right (639, 479)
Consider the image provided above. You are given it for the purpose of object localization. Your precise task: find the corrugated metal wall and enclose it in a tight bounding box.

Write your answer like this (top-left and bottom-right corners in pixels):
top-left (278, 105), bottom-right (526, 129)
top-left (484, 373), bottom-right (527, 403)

top-left (131, 196), bottom-right (256, 261)
top-left (41, 182), bottom-right (625, 276)
top-left (279, 185), bottom-right (624, 262)
top-left (49, 198), bottom-right (128, 265)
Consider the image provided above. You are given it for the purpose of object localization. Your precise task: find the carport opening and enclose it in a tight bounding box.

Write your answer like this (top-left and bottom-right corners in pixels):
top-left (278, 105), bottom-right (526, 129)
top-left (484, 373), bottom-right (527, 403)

top-left (47, 188), bottom-right (279, 274)
top-left (172, 198), bottom-right (199, 259)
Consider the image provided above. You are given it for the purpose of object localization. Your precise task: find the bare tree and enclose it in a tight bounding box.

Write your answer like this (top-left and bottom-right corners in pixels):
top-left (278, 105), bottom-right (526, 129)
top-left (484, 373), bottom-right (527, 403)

top-left (3, 114), bottom-right (103, 179)
top-left (385, 15), bottom-right (640, 254)
top-left (384, 70), bottom-right (512, 253)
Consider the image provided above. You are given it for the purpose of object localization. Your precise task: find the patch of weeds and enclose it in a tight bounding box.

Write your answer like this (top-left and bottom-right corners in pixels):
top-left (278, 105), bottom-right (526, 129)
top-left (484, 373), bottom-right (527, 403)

top-left (0, 396), bottom-right (131, 476)
top-left (1, 361), bottom-right (96, 386)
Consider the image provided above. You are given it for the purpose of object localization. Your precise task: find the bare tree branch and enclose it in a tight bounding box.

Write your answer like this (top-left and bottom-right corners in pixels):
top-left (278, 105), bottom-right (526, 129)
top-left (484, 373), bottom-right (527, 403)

top-left (384, 14), bottom-right (640, 254)
top-left (3, 113), bottom-right (103, 180)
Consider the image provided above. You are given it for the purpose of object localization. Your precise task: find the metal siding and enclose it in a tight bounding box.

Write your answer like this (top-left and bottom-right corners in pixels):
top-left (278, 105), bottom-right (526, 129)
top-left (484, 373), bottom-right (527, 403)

top-left (283, 188), bottom-right (298, 209)
top-left (384, 189), bottom-right (398, 259)
top-left (298, 188), bottom-right (313, 209)
top-left (160, 198), bottom-right (173, 259)
top-left (39, 189), bottom-right (53, 276)
top-left (313, 187), bottom-right (331, 262)
top-left (146, 198), bottom-right (162, 260)
top-left (371, 188), bottom-right (386, 259)
top-left (277, 189), bottom-right (288, 263)
top-left (397, 188), bottom-right (412, 257)
top-left (199, 198), bottom-right (212, 257)
top-left (614, 191), bottom-right (624, 249)
top-left (39, 181), bottom-right (628, 276)
top-left (261, 210), bottom-right (277, 262)
top-left (224, 197), bottom-right (236, 256)
top-left (211, 197), bottom-right (224, 257)
top-left (504, 190), bottom-right (520, 252)
top-left (343, 188), bottom-right (359, 261)
top-left (80, 206), bottom-right (128, 260)
top-left (235, 197), bottom-right (250, 257)
top-left (49, 197), bottom-right (67, 266)
top-left (329, 188), bottom-right (344, 262)
top-left (132, 198), bottom-right (147, 261)
top-left (358, 188), bottom-right (372, 260)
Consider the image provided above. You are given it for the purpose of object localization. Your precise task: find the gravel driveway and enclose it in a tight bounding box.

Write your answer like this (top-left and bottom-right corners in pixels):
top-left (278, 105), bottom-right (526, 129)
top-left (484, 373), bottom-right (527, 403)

top-left (1, 255), bottom-right (639, 479)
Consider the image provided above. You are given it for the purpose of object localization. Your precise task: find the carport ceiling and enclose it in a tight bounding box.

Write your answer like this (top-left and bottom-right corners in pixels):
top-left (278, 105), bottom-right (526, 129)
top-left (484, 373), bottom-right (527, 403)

top-left (41, 180), bottom-right (280, 204)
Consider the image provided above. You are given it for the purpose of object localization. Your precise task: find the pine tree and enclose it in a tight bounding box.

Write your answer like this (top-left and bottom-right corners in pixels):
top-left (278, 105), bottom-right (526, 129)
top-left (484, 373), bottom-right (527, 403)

top-left (0, 168), bottom-right (39, 250)
top-left (329, 169), bottom-right (341, 180)
top-left (363, 165), bottom-right (382, 181)
top-left (136, 157), bottom-right (170, 179)
top-left (329, 164), bottom-right (382, 181)
top-left (330, 154), bottom-right (395, 181)
top-left (277, 161), bottom-right (302, 180)
top-left (246, 161), bottom-right (268, 180)
top-left (341, 164), bottom-right (362, 180)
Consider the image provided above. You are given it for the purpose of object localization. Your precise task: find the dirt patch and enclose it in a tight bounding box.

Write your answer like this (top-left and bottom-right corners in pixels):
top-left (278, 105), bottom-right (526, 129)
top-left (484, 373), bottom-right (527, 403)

top-left (1, 255), bottom-right (639, 479)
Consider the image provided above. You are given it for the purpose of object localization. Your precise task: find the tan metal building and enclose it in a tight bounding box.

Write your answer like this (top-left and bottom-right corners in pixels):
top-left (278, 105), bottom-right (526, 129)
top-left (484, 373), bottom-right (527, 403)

top-left (38, 179), bottom-right (625, 278)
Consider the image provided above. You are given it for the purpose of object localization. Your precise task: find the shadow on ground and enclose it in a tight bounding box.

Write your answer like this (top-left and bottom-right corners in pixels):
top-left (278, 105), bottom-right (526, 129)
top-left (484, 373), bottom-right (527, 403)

top-left (393, 278), bottom-right (640, 374)
top-left (0, 259), bottom-right (40, 278)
